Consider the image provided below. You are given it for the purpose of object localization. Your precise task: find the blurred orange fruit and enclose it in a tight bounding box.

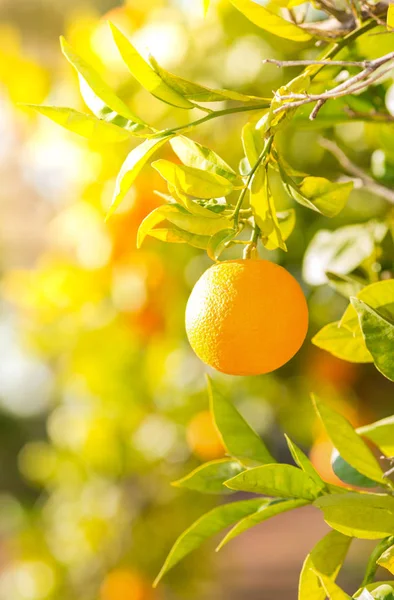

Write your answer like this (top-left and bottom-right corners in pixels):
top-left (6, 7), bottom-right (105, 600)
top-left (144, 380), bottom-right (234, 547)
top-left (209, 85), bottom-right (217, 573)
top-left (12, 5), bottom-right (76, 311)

top-left (186, 410), bottom-right (225, 461)
top-left (309, 437), bottom-right (345, 487)
top-left (306, 348), bottom-right (359, 389)
top-left (100, 569), bottom-right (154, 600)
top-left (185, 259), bottom-right (308, 376)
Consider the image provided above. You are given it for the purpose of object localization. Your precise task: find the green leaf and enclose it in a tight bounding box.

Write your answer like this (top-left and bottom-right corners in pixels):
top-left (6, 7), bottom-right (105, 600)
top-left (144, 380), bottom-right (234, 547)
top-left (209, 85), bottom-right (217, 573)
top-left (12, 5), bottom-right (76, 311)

top-left (303, 223), bottom-right (387, 286)
top-left (170, 136), bottom-right (237, 181)
top-left (153, 160), bottom-right (234, 199)
top-left (351, 297), bottom-right (394, 382)
top-left (161, 185), bottom-right (224, 218)
top-left (368, 584), bottom-right (394, 599)
top-left (217, 498), bottom-right (308, 551)
top-left (153, 498), bottom-right (265, 586)
top-left (148, 55), bottom-right (270, 104)
top-left (251, 165), bottom-right (287, 251)
top-left (299, 530), bottom-right (351, 600)
top-left (229, 0), bottom-right (312, 41)
top-left (241, 124), bottom-right (286, 250)
top-left (147, 226), bottom-right (211, 249)
top-left (312, 395), bottom-right (384, 484)
top-left (137, 204), bottom-right (230, 248)
top-left (358, 417), bottom-right (394, 457)
top-left (284, 434), bottom-right (326, 489)
top-left (354, 583), bottom-right (394, 598)
top-left (225, 463), bottom-right (325, 500)
top-left (315, 571), bottom-right (352, 599)
top-left (264, 209), bottom-right (296, 250)
top-left (172, 459), bottom-right (243, 494)
top-left (25, 105), bottom-right (133, 143)
top-left (207, 229), bottom-right (237, 261)
top-left (377, 545), bottom-right (394, 575)
top-left (388, 4), bottom-right (394, 29)
top-left (109, 23), bottom-right (194, 109)
top-left (203, 0), bottom-right (210, 14)
top-left (311, 321), bottom-right (373, 364)
top-left (341, 280), bottom-right (394, 334)
top-left (107, 135), bottom-right (171, 219)
top-left (60, 36), bottom-right (146, 128)
top-left (314, 493), bottom-right (394, 539)
top-left (331, 450), bottom-right (377, 489)
top-left (207, 377), bottom-right (276, 466)
top-left (281, 170), bottom-right (353, 218)
top-left (326, 272), bottom-right (365, 299)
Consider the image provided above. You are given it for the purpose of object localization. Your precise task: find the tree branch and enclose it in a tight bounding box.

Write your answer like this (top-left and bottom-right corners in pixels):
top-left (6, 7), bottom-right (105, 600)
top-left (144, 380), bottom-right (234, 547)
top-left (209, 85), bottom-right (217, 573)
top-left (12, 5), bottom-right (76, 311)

top-left (273, 51), bottom-right (394, 119)
top-left (319, 137), bottom-right (394, 204)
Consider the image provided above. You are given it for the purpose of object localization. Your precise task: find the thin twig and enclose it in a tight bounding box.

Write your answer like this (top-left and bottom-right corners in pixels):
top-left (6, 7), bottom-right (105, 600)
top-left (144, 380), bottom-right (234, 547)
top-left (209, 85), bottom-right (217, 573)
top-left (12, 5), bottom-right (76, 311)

top-left (310, 99), bottom-right (326, 120)
top-left (319, 137), bottom-right (394, 204)
top-left (273, 52), bottom-right (394, 115)
top-left (262, 58), bottom-right (375, 68)
top-left (345, 107), bottom-right (394, 122)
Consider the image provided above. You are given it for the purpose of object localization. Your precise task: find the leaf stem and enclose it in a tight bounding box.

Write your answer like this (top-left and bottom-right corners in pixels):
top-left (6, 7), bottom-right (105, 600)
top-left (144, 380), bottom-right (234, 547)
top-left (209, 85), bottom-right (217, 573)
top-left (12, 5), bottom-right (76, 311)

top-left (232, 136), bottom-right (273, 227)
top-left (147, 103), bottom-right (270, 139)
top-left (243, 222), bottom-right (261, 259)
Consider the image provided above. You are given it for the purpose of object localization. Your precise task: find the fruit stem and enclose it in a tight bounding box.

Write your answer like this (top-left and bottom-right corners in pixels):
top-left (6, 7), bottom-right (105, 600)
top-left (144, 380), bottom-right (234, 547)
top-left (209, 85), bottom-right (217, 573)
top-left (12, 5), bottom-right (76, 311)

top-left (243, 223), bottom-right (261, 259)
top-left (232, 135), bottom-right (274, 228)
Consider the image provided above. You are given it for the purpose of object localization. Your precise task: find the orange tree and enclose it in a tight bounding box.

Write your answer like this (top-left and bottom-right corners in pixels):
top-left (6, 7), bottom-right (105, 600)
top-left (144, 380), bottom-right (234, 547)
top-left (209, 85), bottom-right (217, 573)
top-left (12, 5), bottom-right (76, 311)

top-left (21, 0), bottom-right (394, 597)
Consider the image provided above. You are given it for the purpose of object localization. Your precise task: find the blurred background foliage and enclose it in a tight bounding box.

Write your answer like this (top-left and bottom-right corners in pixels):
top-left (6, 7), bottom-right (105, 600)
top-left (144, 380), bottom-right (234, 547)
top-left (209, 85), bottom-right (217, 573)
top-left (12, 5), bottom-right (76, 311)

top-left (0, 0), bottom-right (393, 598)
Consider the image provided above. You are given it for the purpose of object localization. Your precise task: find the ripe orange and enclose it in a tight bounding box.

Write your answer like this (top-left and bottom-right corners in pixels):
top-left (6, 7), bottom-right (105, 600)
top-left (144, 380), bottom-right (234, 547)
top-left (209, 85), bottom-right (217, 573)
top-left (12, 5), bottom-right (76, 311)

top-left (185, 259), bottom-right (308, 376)
top-left (186, 410), bottom-right (225, 461)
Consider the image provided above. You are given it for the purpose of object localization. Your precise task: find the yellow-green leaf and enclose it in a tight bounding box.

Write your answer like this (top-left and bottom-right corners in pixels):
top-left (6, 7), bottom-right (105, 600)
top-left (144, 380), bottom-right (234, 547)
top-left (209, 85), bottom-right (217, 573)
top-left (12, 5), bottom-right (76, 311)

top-left (312, 394), bottom-right (385, 484)
top-left (152, 159), bottom-right (234, 198)
top-left (312, 321), bottom-right (373, 363)
top-left (148, 55), bottom-right (269, 104)
top-left (217, 498), bottom-right (308, 551)
top-left (137, 204), bottom-right (230, 247)
top-left (207, 229), bottom-right (237, 261)
top-left (203, 0), bottom-right (210, 14)
top-left (26, 105), bottom-right (132, 143)
top-left (377, 545), bottom-right (394, 575)
top-left (172, 459), bottom-right (243, 494)
top-left (354, 582), bottom-right (394, 598)
top-left (208, 377), bottom-right (276, 466)
top-left (358, 417), bottom-right (394, 457)
top-left (299, 530), bottom-right (351, 600)
top-left (341, 280), bottom-right (394, 333)
top-left (225, 463), bottom-right (325, 500)
top-left (314, 571), bottom-right (352, 599)
top-left (148, 227), bottom-right (211, 249)
top-left (351, 297), bottom-right (394, 382)
top-left (170, 136), bottom-right (237, 181)
top-left (285, 435), bottom-right (325, 489)
top-left (303, 222), bottom-right (387, 287)
top-left (109, 23), bottom-right (194, 109)
top-left (388, 3), bottom-right (394, 29)
top-left (60, 36), bottom-right (146, 127)
top-left (229, 0), bottom-right (312, 41)
top-left (314, 493), bottom-right (394, 539)
top-left (282, 168), bottom-right (353, 218)
top-left (153, 498), bottom-right (266, 586)
top-left (251, 166), bottom-right (287, 251)
top-left (107, 135), bottom-right (171, 220)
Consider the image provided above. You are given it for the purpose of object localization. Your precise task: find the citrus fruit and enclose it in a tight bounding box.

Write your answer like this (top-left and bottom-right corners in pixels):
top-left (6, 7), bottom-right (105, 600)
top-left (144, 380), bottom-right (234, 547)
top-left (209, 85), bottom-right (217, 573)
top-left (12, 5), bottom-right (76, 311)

top-left (186, 410), bottom-right (225, 461)
top-left (185, 259), bottom-right (308, 376)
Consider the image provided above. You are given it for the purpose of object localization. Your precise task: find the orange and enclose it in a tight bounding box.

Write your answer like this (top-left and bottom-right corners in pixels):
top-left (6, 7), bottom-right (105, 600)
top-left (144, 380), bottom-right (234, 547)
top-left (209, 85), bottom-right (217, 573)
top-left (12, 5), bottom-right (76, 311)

top-left (186, 410), bottom-right (225, 461)
top-left (100, 569), bottom-right (154, 600)
top-left (185, 259), bottom-right (308, 376)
